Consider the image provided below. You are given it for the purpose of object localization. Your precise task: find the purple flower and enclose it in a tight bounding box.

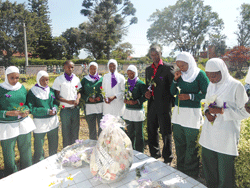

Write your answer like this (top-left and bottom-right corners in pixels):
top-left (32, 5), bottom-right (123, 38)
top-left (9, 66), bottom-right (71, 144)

top-left (5, 94), bottom-right (11, 98)
top-left (51, 95), bottom-right (55, 99)
top-left (159, 76), bottom-right (163, 80)
top-left (62, 159), bottom-right (69, 164)
top-left (209, 102), bottom-right (217, 108)
top-left (223, 102), bottom-right (227, 109)
top-left (68, 154), bottom-right (80, 163)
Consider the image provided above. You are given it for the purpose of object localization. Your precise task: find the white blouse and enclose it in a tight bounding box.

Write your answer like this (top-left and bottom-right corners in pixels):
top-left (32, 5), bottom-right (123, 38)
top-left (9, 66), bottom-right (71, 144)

top-left (102, 73), bottom-right (125, 117)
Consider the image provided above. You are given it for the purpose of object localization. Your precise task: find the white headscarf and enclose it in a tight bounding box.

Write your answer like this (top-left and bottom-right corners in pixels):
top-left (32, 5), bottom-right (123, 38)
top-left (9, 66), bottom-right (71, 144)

top-left (205, 58), bottom-right (234, 100)
top-left (108, 59), bottom-right (119, 87)
top-left (245, 67), bottom-right (250, 84)
top-left (85, 62), bottom-right (101, 82)
top-left (127, 65), bottom-right (138, 80)
top-left (176, 51), bottom-right (200, 83)
top-left (107, 59), bottom-right (118, 75)
top-left (31, 70), bottom-right (50, 100)
top-left (0, 66), bottom-right (22, 91)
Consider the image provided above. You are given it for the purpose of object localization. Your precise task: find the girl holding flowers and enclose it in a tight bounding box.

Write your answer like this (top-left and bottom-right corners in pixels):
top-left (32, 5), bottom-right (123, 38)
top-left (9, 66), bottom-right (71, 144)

top-left (0, 66), bottom-right (36, 177)
top-left (199, 58), bottom-right (250, 188)
top-left (80, 62), bottom-right (103, 140)
top-left (102, 59), bottom-right (125, 117)
top-left (123, 65), bottom-right (147, 152)
top-left (170, 52), bottom-right (209, 178)
top-left (26, 70), bottom-right (59, 163)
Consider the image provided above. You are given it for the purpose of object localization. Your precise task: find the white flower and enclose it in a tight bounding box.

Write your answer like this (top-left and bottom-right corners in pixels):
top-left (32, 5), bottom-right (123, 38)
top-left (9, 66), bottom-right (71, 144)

top-left (201, 95), bottom-right (217, 105)
top-left (176, 86), bottom-right (181, 94)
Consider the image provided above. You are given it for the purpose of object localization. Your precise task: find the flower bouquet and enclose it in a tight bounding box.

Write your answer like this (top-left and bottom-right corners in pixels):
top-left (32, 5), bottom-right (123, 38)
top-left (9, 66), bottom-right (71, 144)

top-left (14, 102), bottom-right (26, 119)
top-left (124, 82), bottom-right (133, 100)
top-left (100, 86), bottom-right (108, 103)
top-left (90, 114), bottom-right (133, 183)
top-left (56, 139), bottom-right (97, 168)
top-left (89, 87), bottom-right (98, 99)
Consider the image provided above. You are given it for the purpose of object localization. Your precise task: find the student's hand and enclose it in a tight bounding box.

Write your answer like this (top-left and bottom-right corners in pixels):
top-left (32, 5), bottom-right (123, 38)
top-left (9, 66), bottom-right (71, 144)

top-left (245, 103), bottom-right (250, 114)
top-left (49, 110), bottom-right (55, 115)
top-left (205, 110), bottom-right (217, 122)
top-left (124, 99), bottom-right (128, 104)
top-left (95, 97), bottom-right (101, 102)
top-left (20, 110), bottom-right (29, 117)
top-left (104, 98), bottom-right (110, 104)
top-left (208, 106), bottom-right (224, 114)
top-left (74, 99), bottom-right (80, 106)
top-left (174, 70), bottom-right (182, 81)
top-left (178, 94), bottom-right (190, 101)
top-left (68, 100), bottom-right (75, 105)
top-left (108, 96), bottom-right (116, 103)
top-left (89, 97), bottom-right (95, 103)
top-left (145, 91), bottom-right (151, 99)
top-left (129, 100), bottom-right (138, 105)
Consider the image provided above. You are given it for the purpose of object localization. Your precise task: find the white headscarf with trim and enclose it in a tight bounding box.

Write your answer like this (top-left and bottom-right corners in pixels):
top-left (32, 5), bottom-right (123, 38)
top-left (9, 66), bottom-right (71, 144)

top-left (31, 70), bottom-right (50, 100)
top-left (245, 67), bottom-right (250, 84)
top-left (0, 66), bottom-right (22, 91)
top-left (85, 62), bottom-right (101, 82)
top-left (205, 58), bottom-right (234, 100)
top-left (176, 51), bottom-right (200, 83)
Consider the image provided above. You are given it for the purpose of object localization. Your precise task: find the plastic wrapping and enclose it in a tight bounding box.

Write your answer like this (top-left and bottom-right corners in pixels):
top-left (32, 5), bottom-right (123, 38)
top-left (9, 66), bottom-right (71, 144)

top-left (56, 139), bottom-right (97, 168)
top-left (90, 114), bottom-right (133, 183)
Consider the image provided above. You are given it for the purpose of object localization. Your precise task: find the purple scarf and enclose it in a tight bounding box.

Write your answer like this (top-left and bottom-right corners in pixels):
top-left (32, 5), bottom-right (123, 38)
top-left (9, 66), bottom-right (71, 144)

top-left (89, 73), bottom-right (100, 81)
top-left (35, 83), bottom-right (48, 91)
top-left (64, 73), bottom-right (73, 82)
top-left (128, 77), bottom-right (138, 91)
top-left (111, 73), bottom-right (117, 88)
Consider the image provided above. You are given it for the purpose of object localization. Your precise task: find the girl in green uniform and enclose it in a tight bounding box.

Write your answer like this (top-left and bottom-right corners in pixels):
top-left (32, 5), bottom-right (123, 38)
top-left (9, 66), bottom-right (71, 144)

top-left (123, 65), bottom-right (147, 152)
top-left (27, 70), bottom-right (59, 163)
top-left (80, 62), bottom-right (103, 140)
top-left (171, 52), bottom-right (209, 178)
top-left (0, 66), bottom-right (36, 177)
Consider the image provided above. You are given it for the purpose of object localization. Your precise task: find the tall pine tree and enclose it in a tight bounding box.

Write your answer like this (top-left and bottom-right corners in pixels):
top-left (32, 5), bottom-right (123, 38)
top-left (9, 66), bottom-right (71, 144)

top-left (28, 0), bottom-right (53, 59)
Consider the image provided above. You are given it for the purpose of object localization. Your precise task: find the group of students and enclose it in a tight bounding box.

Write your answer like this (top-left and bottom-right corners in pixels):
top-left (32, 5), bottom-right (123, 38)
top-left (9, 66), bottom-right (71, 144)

top-left (0, 46), bottom-right (249, 188)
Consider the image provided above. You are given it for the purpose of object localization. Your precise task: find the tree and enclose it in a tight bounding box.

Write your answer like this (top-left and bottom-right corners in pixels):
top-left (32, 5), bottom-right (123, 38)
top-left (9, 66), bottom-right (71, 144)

top-left (111, 42), bottom-right (134, 59)
top-left (0, 0), bottom-right (37, 65)
top-left (28, 0), bottom-right (53, 59)
top-left (80, 0), bottom-right (137, 59)
top-left (62, 27), bottom-right (83, 59)
top-left (235, 3), bottom-right (250, 47)
top-left (51, 36), bottom-right (68, 60)
top-left (223, 46), bottom-right (250, 77)
top-left (147, 0), bottom-right (224, 56)
top-left (209, 32), bottom-right (227, 57)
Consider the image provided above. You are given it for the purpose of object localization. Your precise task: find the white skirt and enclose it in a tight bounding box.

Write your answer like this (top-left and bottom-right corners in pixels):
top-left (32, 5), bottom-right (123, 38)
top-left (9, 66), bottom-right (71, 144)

top-left (0, 116), bottom-right (36, 140)
top-left (33, 115), bottom-right (59, 133)
top-left (122, 108), bottom-right (145, 122)
top-left (85, 103), bottom-right (103, 115)
top-left (171, 106), bottom-right (203, 129)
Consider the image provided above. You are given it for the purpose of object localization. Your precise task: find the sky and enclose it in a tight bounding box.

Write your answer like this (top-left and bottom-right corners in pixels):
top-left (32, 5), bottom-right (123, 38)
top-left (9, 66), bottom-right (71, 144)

top-left (9, 0), bottom-right (249, 58)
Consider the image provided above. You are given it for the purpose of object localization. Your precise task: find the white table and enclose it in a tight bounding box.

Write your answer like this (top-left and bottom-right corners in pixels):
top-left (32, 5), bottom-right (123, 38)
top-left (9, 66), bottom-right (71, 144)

top-left (0, 150), bottom-right (207, 188)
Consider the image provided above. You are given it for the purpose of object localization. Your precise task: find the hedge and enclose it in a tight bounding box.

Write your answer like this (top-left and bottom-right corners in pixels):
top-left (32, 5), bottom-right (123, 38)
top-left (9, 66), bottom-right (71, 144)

top-left (8, 58), bottom-right (140, 66)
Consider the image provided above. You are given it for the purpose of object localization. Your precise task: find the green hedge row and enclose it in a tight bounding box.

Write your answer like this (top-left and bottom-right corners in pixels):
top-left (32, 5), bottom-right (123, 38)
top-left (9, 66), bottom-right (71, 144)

top-left (9, 58), bottom-right (140, 66)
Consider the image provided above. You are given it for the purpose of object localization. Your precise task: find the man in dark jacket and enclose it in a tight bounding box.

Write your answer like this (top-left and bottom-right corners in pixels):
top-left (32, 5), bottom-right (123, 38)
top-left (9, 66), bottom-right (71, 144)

top-left (145, 45), bottom-right (175, 164)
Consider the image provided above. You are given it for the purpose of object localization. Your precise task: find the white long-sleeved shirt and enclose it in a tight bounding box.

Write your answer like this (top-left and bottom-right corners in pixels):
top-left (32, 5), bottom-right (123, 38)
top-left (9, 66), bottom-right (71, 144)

top-left (102, 72), bottom-right (125, 117)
